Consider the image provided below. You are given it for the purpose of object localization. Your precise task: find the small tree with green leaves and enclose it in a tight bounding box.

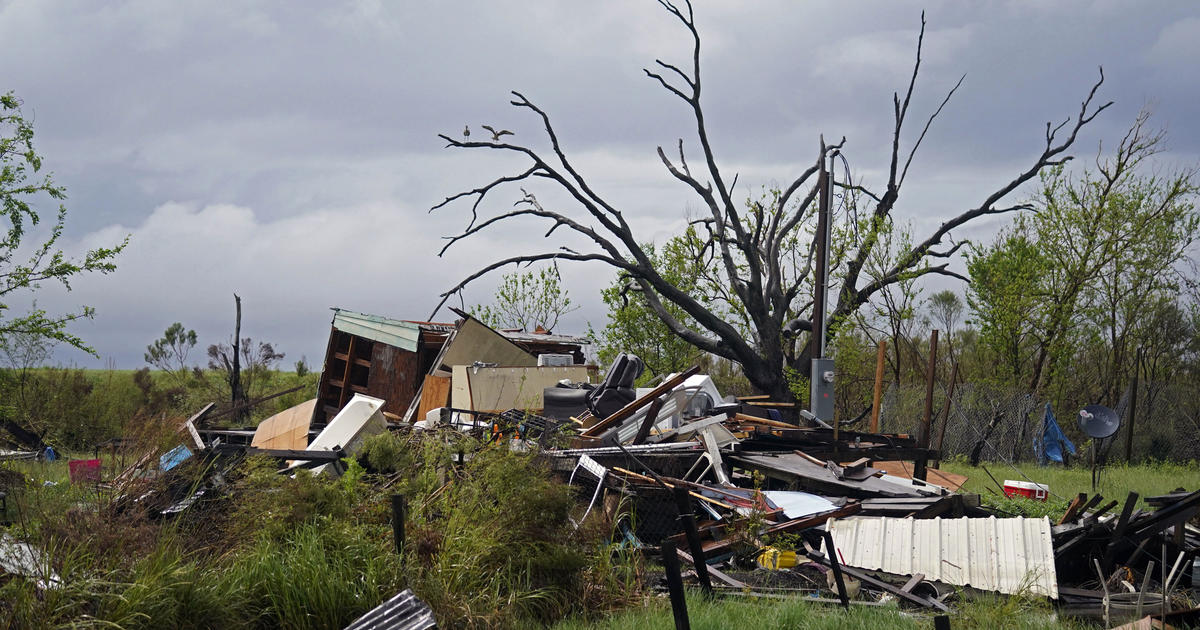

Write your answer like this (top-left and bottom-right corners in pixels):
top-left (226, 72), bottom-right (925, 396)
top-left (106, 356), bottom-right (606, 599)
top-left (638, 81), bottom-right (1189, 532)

top-left (145, 322), bottom-right (198, 384)
top-left (0, 92), bottom-right (127, 353)
top-left (470, 265), bottom-right (578, 332)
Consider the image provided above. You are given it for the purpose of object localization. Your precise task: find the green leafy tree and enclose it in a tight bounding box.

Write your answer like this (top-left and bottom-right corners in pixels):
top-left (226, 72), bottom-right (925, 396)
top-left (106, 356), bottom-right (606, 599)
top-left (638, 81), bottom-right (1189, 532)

top-left (471, 266), bottom-right (578, 332)
top-left (594, 228), bottom-right (706, 379)
top-left (0, 92), bottom-right (127, 352)
top-left (966, 220), bottom-right (1046, 383)
top-left (145, 322), bottom-right (198, 383)
top-left (968, 111), bottom-right (1199, 397)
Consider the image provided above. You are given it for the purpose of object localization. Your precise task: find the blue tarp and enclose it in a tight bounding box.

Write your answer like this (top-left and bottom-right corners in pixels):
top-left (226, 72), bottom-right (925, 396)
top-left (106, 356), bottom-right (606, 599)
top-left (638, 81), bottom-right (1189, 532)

top-left (1034, 403), bottom-right (1076, 465)
top-left (159, 445), bottom-right (192, 471)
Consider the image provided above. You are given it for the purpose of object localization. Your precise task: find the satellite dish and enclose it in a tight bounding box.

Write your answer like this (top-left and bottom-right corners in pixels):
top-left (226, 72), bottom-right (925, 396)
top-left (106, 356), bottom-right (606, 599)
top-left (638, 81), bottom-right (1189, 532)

top-left (1078, 404), bottom-right (1121, 439)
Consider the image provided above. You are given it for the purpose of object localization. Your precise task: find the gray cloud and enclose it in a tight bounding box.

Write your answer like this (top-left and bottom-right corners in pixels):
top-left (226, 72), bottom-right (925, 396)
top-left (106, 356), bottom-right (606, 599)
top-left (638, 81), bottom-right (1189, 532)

top-left (0, 0), bottom-right (1195, 368)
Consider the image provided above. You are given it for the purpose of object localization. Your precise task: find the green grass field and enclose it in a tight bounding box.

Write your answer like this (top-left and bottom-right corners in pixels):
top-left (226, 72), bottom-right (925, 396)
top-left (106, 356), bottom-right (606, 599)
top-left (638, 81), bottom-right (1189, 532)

top-left (941, 459), bottom-right (1200, 516)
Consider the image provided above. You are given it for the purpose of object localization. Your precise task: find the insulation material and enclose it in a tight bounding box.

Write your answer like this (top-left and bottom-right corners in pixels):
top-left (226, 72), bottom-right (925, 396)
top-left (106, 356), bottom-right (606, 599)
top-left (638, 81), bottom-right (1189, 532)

top-left (762, 491), bottom-right (838, 520)
top-left (251, 399), bottom-right (315, 450)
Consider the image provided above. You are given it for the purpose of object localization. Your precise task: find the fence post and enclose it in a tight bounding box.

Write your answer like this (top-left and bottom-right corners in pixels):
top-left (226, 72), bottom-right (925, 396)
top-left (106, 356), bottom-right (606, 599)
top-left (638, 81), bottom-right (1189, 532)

top-left (932, 361), bottom-right (958, 469)
top-left (391, 494), bottom-right (406, 564)
top-left (661, 540), bottom-right (691, 630)
top-left (1125, 347), bottom-right (1142, 462)
top-left (870, 340), bottom-right (887, 433)
top-left (915, 330), bottom-right (938, 481)
top-left (673, 486), bottom-right (712, 596)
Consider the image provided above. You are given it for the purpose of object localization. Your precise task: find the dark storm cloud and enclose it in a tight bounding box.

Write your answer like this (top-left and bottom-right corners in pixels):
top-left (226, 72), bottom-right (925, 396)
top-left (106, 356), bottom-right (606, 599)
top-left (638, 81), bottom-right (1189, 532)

top-left (0, 0), bottom-right (1195, 368)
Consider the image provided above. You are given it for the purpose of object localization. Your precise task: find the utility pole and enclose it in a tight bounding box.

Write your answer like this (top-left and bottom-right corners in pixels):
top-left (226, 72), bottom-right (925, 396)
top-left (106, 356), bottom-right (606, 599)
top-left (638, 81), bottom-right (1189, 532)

top-left (810, 147), bottom-right (836, 426)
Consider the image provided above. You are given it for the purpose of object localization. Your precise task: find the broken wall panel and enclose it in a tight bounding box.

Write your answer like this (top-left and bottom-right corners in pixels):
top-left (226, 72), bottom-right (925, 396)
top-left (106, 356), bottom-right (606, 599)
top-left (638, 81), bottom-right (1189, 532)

top-left (437, 317), bottom-right (537, 371)
top-left (315, 309), bottom-right (453, 425)
top-left (251, 399), bottom-right (315, 451)
top-left (450, 365), bottom-right (592, 413)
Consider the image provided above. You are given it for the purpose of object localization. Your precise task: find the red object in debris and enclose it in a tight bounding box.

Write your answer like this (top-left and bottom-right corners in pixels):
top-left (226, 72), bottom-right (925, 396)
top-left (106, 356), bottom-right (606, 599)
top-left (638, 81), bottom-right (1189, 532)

top-left (1002, 480), bottom-right (1049, 501)
top-left (68, 459), bottom-right (102, 483)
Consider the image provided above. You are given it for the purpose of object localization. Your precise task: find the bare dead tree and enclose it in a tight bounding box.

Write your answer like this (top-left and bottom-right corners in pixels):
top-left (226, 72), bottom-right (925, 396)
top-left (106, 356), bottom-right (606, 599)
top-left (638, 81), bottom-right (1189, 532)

top-left (430, 1), bottom-right (1110, 402)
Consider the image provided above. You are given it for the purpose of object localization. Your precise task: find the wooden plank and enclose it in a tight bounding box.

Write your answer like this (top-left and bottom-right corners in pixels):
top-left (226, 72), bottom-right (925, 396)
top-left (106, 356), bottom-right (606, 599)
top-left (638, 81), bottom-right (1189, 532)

top-left (251, 399), bottom-right (315, 450)
top-left (415, 375), bottom-right (451, 421)
top-left (871, 460), bottom-right (967, 491)
top-left (581, 366), bottom-right (700, 437)
top-left (676, 549), bottom-right (745, 589)
top-left (631, 397), bottom-right (666, 445)
top-left (900, 573), bottom-right (926, 593)
top-left (685, 503), bottom-right (862, 558)
top-left (870, 340), bottom-right (886, 433)
top-left (1059, 493), bottom-right (1088, 525)
top-left (731, 413), bottom-right (796, 429)
top-left (806, 554), bottom-right (950, 611)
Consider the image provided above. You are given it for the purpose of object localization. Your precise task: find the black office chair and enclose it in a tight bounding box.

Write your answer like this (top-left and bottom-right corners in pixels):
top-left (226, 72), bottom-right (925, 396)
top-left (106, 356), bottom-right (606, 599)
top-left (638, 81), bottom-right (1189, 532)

top-left (541, 353), bottom-right (644, 421)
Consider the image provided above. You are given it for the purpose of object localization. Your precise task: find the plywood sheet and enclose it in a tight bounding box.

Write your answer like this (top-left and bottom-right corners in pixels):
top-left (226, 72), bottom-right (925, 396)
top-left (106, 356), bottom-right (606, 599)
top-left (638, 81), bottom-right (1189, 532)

top-left (438, 318), bottom-right (536, 370)
top-left (251, 399), bottom-right (316, 450)
top-left (871, 460), bottom-right (968, 491)
top-left (415, 375), bottom-right (451, 420)
top-left (451, 365), bottom-right (591, 412)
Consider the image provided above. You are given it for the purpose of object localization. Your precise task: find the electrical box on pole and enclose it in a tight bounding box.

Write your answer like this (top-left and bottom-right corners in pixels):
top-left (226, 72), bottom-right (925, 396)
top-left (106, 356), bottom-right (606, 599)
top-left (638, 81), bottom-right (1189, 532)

top-left (810, 357), bottom-right (835, 425)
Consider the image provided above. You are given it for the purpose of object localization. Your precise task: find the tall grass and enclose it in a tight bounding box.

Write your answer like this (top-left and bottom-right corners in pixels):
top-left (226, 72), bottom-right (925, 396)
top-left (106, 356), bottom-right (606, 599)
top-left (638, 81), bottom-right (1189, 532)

top-left (941, 458), bottom-right (1200, 508)
top-left (552, 589), bottom-right (1091, 630)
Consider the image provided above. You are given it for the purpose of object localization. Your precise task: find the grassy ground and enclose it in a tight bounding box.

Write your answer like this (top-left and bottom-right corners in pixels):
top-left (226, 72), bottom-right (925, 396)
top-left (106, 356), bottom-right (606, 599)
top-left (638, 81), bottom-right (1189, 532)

top-left (940, 459), bottom-right (1200, 516)
top-left (551, 589), bottom-right (1084, 630)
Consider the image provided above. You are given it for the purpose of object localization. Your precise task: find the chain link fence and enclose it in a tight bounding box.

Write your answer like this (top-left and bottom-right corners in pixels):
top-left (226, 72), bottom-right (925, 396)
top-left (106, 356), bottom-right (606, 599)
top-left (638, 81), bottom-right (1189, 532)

top-left (874, 380), bottom-right (1200, 464)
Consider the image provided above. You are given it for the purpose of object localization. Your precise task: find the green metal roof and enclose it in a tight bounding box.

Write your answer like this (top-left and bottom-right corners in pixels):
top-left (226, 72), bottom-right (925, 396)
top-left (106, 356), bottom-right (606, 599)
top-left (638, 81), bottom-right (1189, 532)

top-left (331, 309), bottom-right (422, 352)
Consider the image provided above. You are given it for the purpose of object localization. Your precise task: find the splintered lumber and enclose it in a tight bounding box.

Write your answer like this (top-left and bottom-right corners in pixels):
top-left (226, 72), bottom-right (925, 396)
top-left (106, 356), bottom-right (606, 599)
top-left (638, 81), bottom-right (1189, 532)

top-left (611, 467), bottom-right (735, 510)
top-left (581, 366), bottom-right (700, 437)
top-left (731, 413), bottom-right (796, 429)
top-left (1059, 493), bottom-right (1088, 525)
top-left (671, 503), bottom-right (862, 557)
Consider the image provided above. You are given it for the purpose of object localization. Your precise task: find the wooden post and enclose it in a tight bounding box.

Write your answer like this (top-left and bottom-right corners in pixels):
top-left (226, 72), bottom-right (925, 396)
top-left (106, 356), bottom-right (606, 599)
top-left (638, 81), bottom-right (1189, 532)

top-left (1125, 347), bottom-right (1141, 463)
top-left (822, 530), bottom-right (850, 609)
top-left (932, 361), bottom-right (958, 469)
top-left (391, 494), bottom-right (406, 558)
top-left (661, 540), bottom-right (691, 630)
top-left (673, 486), bottom-right (712, 596)
top-left (914, 330), bottom-right (938, 481)
top-left (870, 340), bottom-right (887, 433)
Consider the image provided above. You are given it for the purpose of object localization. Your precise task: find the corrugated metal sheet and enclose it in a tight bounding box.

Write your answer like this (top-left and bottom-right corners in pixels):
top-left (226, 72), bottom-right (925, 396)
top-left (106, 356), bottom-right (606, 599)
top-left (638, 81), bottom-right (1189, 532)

top-left (826, 516), bottom-right (1058, 598)
top-left (332, 309), bottom-right (422, 352)
top-left (344, 588), bottom-right (437, 630)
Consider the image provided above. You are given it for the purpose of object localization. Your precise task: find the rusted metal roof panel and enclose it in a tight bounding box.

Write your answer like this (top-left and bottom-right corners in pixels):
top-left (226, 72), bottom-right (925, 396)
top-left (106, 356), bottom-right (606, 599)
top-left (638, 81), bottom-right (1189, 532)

top-left (826, 515), bottom-right (1058, 598)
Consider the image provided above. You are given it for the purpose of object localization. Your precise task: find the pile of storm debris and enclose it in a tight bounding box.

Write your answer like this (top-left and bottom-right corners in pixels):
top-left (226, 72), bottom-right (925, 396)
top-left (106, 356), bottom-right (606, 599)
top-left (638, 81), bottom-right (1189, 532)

top-left (3, 307), bottom-right (1199, 629)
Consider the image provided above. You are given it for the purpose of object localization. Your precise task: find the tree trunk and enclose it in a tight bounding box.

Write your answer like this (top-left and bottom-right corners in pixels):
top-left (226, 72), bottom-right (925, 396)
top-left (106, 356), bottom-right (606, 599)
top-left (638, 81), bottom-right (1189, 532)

top-left (231, 294), bottom-right (247, 423)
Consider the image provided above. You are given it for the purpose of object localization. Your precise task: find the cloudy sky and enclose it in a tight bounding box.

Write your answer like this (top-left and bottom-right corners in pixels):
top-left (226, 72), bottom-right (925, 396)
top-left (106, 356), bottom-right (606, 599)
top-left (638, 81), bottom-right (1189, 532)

top-left (1, 0), bottom-right (1197, 369)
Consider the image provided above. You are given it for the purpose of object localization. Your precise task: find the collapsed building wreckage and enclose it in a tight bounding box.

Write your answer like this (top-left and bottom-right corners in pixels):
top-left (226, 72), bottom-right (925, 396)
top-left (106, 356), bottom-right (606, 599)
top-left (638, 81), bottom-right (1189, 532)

top-left (7, 307), bottom-right (1200, 628)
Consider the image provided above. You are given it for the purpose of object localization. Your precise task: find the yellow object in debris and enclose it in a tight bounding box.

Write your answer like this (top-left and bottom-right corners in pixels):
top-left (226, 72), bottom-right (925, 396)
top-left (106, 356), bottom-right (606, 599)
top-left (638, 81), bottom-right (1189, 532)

top-left (756, 547), bottom-right (798, 570)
